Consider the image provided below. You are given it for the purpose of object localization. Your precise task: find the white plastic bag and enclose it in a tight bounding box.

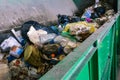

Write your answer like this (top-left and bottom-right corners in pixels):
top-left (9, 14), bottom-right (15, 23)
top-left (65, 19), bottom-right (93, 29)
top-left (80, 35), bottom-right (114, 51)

top-left (27, 26), bottom-right (47, 45)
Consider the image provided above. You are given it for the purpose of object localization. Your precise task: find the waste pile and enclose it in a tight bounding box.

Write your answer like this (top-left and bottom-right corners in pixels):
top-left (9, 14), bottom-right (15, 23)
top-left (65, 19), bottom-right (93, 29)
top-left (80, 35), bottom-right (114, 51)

top-left (0, 2), bottom-right (115, 80)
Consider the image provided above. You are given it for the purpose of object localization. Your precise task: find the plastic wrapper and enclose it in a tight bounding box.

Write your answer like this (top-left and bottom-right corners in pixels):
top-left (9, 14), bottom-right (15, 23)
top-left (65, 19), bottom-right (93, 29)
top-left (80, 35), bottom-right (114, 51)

top-left (39, 33), bottom-right (57, 44)
top-left (54, 35), bottom-right (68, 43)
top-left (54, 35), bottom-right (71, 47)
top-left (63, 41), bottom-right (79, 54)
top-left (28, 67), bottom-right (41, 78)
top-left (105, 9), bottom-right (115, 19)
top-left (42, 44), bottom-right (60, 55)
top-left (81, 6), bottom-right (94, 18)
top-left (58, 14), bottom-right (70, 24)
top-left (61, 32), bottom-right (77, 41)
top-left (0, 36), bottom-right (21, 52)
top-left (95, 17), bottom-right (108, 25)
top-left (9, 46), bottom-right (23, 58)
top-left (58, 54), bottom-right (65, 60)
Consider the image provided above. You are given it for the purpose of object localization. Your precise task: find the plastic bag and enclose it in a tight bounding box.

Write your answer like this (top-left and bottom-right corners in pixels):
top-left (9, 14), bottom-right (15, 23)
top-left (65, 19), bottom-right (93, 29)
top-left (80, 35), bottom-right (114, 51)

top-left (24, 45), bottom-right (43, 67)
top-left (21, 20), bottom-right (45, 41)
top-left (27, 26), bottom-right (56, 45)
top-left (27, 26), bottom-right (47, 44)
top-left (21, 20), bottom-right (56, 43)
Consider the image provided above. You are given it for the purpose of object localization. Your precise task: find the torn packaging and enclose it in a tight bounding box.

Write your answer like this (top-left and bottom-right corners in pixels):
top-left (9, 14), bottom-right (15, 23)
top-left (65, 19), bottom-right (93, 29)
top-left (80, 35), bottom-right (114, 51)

top-left (42, 44), bottom-right (60, 55)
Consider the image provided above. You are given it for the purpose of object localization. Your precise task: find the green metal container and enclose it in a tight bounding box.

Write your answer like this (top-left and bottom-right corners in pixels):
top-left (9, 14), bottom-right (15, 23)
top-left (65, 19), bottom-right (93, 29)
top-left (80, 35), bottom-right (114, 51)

top-left (39, 14), bottom-right (120, 80)
top-left (0, 0), bottom-right (119, 80)
top-left (39, 0), bottom-right (120, 80)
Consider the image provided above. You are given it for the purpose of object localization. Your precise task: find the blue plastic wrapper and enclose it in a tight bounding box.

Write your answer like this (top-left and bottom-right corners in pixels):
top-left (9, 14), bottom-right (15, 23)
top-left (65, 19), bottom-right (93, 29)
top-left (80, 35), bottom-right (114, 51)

top-left (50, 26), bottom-right (60, 35)
top-left (49, 39), bottom-right (55, 44)
top-left (7, 55), bottom-right (16, 63)
top-left (94, 7), bottom-right (105, 15)
top-left (58, 14), bottom-right (70, 24)
top-left (49, 59), bottom-right (59, 65)
top-left (10, 47), bottom-right (23, 58)
top-left (41, 27), bottom-right (55, 34)
top-left (57, 46), bottom-right (63, 55)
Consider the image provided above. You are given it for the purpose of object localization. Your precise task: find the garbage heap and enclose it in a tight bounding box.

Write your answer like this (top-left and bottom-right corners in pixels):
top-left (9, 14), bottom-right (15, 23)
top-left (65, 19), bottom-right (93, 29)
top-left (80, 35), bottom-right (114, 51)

top-left (0, 2), bottom-right (115, 80)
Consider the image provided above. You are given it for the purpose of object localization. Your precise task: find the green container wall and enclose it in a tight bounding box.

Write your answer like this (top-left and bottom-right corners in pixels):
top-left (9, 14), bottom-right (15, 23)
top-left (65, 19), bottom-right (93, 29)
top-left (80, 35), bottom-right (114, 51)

top-left (40, 4), bottom-right (120, 80)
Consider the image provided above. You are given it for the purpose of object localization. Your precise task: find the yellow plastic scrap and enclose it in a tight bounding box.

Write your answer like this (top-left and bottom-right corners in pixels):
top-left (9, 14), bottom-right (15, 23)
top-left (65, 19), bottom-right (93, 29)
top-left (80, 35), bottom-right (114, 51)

top-left (63, 23), bottom-right (72, 32)
top-left (77, 21), bottom-right (88, 26)
top-left (88, 23), bottom-right (98, 33)
top-left (77, 21), bottom-right (97, 33)
top-left (63, 21), bottom-right (97, 34)
top-left (89, 26), bottom-right (96, 33)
